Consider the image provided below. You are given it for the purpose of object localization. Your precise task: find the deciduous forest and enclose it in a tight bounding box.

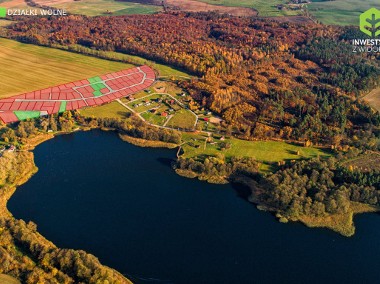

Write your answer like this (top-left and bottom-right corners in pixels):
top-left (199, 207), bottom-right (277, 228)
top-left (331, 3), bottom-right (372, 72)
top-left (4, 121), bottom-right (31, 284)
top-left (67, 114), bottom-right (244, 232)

top-left (4, 12), bottom-right (380, 149)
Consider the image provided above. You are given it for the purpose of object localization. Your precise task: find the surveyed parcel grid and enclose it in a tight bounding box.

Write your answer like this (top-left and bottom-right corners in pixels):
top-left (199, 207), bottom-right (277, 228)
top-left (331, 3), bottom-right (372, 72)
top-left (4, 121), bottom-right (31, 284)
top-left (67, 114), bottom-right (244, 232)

top-left (0, 65), bottom-right (156, 123)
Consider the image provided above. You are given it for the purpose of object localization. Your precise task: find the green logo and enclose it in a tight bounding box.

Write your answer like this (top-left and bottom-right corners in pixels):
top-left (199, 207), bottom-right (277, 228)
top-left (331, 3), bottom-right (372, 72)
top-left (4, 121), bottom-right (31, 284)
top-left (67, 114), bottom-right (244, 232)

top-left (0, 7), bottom-right (6, 18)
top-left (360, 8), bottom-right (380, 38)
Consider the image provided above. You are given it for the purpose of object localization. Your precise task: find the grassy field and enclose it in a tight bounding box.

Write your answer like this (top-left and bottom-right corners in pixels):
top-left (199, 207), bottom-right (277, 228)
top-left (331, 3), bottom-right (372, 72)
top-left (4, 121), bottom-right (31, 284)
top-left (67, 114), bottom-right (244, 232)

top-left (79, 101), bottom-right (130, 119)
top-left (196, 0), bottom-right (379, 24)
top-left (166, 109), bottom-right (197, 130)
top-left (141, 111), bottom-right (167, 126)
top-left (182, 133), bottom-right (331, 171)
top-left (46, 0), bottom-right (161, 16)
top-left (0, 38), bottom-right (189, 98)
top-left (308, 0), bottom-right (380, 25)
top-left (87, 49), bottom-right (191, 78)
top-left (62, 45), bottom-right (190, 78)
top-left (195, 0), bottom-right (298, 17)
top-left (0, 38), bottom-right (135, 98)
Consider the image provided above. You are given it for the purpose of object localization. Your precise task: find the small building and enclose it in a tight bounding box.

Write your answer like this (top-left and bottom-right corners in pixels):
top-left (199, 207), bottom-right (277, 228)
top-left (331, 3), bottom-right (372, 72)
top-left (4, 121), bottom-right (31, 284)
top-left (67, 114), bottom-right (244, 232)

top-left (203, 117), bottom-right (209, 122)
top-left (161, 112), bottom-right (168, 117)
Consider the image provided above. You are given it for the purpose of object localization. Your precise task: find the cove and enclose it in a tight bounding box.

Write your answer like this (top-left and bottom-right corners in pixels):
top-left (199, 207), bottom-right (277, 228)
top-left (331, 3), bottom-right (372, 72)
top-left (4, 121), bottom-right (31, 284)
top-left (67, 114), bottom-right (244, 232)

top-left (7, 130), bottom-right (380, 284)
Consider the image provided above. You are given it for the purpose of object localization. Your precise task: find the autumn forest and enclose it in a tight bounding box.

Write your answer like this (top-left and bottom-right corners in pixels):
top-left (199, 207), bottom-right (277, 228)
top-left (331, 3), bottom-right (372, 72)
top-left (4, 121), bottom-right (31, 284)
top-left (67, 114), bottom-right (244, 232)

top-left (3, 12), bottom-right (380, 150)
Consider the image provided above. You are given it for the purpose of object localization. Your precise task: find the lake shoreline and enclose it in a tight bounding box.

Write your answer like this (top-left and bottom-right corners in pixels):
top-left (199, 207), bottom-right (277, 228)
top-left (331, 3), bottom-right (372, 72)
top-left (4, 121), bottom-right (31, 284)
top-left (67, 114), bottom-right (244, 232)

top-left (0, 129), bottom-right (133, 284)
top-left (1, 125), bottom-right (379, 282)
top-left (8, 127), bottom-right (379, 238)
top-left (8, 128), bottom-right (380, 284)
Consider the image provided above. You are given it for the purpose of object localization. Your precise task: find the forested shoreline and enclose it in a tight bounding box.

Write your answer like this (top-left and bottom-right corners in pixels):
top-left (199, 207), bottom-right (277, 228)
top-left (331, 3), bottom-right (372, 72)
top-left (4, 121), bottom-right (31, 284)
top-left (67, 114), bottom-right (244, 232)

top-left (0, 145), bottom-right (132, 283)
top-left (0, 110), bottom-right (186, 283)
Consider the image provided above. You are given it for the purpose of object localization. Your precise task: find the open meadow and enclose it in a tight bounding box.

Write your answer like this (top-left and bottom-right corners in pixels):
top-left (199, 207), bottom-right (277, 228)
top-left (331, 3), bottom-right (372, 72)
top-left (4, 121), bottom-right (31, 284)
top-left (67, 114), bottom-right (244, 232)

top-left (194, 0), bottom-right (299, 16)
top-left (79, 101), bottom-right (131, 119)
top-left (0, 38), bottom-right (188, 98)
top-left (34, 0), bottom-right (161, 16)
top-left (0, 38), bottom-right (134, 98)
top-left (182, 133), bottom-right (331, 172)
top-left (181, 0), bottom-right (379, 24)
top-left (308, 0), bottom-right (380, 25)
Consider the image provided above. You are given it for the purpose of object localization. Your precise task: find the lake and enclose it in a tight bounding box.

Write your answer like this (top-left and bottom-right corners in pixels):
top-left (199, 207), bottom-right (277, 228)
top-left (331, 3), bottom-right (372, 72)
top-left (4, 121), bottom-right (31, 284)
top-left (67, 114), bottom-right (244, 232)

top-left (7, 130), bottom-right (380, 284)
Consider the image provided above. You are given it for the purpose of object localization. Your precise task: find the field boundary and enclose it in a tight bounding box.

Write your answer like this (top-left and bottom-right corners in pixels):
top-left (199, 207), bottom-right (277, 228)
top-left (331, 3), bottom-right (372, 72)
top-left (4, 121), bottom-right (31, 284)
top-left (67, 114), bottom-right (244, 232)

top-left (0, 65), bottom-right (156, 123)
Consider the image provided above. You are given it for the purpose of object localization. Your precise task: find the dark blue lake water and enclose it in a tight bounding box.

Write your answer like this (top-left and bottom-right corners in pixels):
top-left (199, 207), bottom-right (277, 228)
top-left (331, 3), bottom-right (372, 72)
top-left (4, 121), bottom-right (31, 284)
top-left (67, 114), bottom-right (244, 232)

top-left (7, 130), bottom-right (380, 284)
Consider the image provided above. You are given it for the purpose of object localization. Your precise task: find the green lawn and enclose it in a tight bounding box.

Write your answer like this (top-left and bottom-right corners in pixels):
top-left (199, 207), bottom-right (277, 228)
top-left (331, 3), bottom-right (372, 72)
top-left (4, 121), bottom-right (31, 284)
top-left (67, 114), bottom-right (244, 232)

top-left (141, 111), bottom-right (167, 126)
top-left (0, 38), bottom-right (134, 98)
top-left (308, 0), bottom-right (380, 26)
top-left (195, 0), bottom-right (298, 17)
top-left (47, 0), bottom-right (161, 16)
top-left (166, 109), bottom-right (197, 130)
top-left (182, 133), bottom-right (331, 171)
top-left (79, 101), bottom-right (130, 119)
